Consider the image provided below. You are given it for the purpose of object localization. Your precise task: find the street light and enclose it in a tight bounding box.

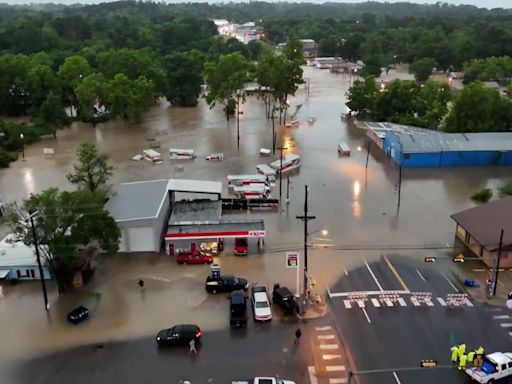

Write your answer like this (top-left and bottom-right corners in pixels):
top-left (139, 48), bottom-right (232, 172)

top-left (20, 133), bottom-right (25, 160)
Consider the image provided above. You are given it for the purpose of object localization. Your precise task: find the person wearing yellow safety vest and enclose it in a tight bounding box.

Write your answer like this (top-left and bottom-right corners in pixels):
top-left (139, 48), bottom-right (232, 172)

top-left (458, 343), bottom-right (466, 359)
top-left (451, 345), bottom-right (459, 363)
top-left (459, 353), bottom-right (468, 370)
top-left (467, 350), bottom-right (475, 364)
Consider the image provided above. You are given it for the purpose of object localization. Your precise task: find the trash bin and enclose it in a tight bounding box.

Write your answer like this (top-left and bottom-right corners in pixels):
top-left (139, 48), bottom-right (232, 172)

top-left (464, 279), bottom-right (475, 287)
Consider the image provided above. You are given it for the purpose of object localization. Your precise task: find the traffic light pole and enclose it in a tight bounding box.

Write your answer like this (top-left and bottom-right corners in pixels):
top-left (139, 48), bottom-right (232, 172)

top-left (296, 185), bottom-right (316, 294)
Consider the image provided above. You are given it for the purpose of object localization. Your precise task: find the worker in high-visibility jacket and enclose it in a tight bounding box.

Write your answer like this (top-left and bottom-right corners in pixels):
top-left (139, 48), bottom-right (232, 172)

top-left (459, 354), bottom-right (468, 370)
top-left (451, 346), bottom-right (459, 363)
top-left (458, 344), bottom-right (466, 359)
top-left (467, 350), bottom-right (475, 364)
top-left (476, 346), bottom-right (484, 355)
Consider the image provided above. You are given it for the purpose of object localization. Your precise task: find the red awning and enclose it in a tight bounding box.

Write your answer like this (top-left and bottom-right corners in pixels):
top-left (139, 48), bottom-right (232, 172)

top-left (165, 230), bottom-right (265, 240)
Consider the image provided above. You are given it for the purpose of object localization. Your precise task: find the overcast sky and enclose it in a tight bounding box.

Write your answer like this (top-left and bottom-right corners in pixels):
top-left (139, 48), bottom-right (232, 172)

top-left (2, 0), bottom-right (511, 9)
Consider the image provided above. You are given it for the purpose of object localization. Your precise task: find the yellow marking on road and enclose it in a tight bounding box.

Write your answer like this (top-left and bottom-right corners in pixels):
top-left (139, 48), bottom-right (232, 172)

top-left (383, 254), bottom-right (410, 293)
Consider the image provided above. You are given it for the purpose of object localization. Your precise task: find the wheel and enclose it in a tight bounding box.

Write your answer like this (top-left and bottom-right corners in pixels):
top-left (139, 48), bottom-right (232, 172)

top-left (212, 289), bottom-right (217, 294)
top-left (183, 261), bottom-right (187, 265)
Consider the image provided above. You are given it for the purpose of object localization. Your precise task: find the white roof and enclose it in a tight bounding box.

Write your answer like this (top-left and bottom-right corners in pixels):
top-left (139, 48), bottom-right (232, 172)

top-left (488, 352), bottom-right (512, 365)
top-left (234, 184), bottom-right (267, 193)
top-left (169, 148), bottom-right (194, 154)
top-left (167, 179), bottom-right (222, 195)
top-left (253, 291), bottom-right (269, 302)
top-left (143, 149), bottom-right (161, 156)
top-left (0, 234), bottom-right (40, 267)
top-left (257, 164), bottom-right (276, 175)
top-left (227, 175), bottom-right (267, 182)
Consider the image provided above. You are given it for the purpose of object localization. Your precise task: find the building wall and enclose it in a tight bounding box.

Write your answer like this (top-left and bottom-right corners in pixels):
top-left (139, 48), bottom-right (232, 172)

top-left (6, 264), bottom-right (51, 280)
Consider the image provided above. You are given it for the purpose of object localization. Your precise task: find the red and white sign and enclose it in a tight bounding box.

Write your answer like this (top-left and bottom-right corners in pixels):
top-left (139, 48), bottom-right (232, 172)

top-left (165, 230), bottom-right (266, 240)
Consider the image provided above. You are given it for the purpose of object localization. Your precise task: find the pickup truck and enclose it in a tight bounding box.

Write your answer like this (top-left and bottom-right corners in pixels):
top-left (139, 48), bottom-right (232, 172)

top-left (230, 290), bottom-right (247, 328)
top-left (466, 352), bottom-right (512, 383)
top-left (231, 377), bottom-right (296, 384)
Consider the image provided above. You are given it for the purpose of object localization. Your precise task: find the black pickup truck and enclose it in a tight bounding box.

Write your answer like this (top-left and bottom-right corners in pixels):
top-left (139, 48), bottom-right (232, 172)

top-left (230, 290), bottom-right (247, 328)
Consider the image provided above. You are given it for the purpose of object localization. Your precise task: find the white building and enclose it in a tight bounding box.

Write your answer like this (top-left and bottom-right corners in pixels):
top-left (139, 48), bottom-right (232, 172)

top-left (0, 234), bottom-right (51, 280)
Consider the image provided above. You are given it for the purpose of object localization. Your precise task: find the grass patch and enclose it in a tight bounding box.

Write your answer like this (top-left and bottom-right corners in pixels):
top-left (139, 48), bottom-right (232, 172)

top-left (471, 188), bottom-right (493, 203)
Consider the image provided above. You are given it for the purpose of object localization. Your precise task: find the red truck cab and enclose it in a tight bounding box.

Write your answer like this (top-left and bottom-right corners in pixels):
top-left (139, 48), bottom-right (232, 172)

top-left (234, 238), bottom-right (248, 256)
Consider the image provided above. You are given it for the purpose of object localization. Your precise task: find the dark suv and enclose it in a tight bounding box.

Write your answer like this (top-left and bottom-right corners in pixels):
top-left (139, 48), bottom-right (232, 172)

top-left (272, 284), bottom-right (299, 315)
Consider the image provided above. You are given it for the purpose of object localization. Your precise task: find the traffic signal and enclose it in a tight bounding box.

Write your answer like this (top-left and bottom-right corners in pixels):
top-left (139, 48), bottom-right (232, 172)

top-left (424, 257), bottom-right (436, 262)
top-left (453, 254), bottom-right (465, 263)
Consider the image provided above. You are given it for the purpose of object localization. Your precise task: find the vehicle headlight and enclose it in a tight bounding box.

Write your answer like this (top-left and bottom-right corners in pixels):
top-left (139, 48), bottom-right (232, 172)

top-left (156, 337), bottom-right (160, 341)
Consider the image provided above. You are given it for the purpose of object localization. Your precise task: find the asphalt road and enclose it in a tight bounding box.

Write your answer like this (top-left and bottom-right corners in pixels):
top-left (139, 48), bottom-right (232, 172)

top-left (329, 254), bottom-right (512, 384)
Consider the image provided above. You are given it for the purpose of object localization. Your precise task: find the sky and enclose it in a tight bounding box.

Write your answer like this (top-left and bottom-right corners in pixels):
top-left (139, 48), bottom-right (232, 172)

top-left (2, 0), bottom-right (510, 8)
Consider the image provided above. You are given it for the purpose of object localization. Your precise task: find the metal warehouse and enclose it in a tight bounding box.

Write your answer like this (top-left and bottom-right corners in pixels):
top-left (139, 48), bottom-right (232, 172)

top-left (383, 131), bottom-right (512, 168)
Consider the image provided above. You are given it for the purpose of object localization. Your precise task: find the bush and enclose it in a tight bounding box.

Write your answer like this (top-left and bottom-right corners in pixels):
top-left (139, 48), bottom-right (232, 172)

top-left (471, 188), bottom-right (493, 202)
top-left (498, 183), bottom-right (512, 197)
top-left (0, 149), bottom-right (17, 168)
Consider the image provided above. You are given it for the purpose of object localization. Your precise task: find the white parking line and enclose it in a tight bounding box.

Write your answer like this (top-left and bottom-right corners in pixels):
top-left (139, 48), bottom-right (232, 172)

top-left (500, 323), bottom-right (512, 328)
top-left (362, 308), bottom-right (372, 323)
top-left (493, 315), bottom-right (510, 319)
top-left (344, 267), bottom-right (349, 276)
top-left (323, 354), bottom-right (342, 360)
top-left (393, 371), bottom-right (402, 384)
top-left (326, 366), bottom-right (346, 372)
top-left (441, 272), bottom-right (459, 292)
top-left (329, 379), bottom-right (348, 384)
top-left (316, 326), bottom-right (333, 331)
top-left (320, 344), bottom-right (340, 350)
top-left (416, 269), bottom-right (426, 282)
top-left (308, 366), bottom-right (319, 384)
top-left (317, 335), bottom-right (336, 340)
top-left (365, 259), bottom-right (384, 291)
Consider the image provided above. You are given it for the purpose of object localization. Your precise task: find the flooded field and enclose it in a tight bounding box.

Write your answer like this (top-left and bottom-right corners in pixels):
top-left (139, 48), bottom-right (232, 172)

top-left (0, 66), bottom-right (511, 370)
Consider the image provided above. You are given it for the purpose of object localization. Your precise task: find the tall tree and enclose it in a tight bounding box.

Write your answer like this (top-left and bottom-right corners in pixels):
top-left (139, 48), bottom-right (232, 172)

top-left (203, 52), bottom-right (250, 121)
top-left (410, 57), bottom-right (437, 82)
top-left (57, 55), bottom-right (92, 117)
top-left (164, 50), bottom-right (204, 107)
top-left (75, 73), bottom-right (108, 124)
top-left (8, 188), bottom-right (120, 292)
top-left (66, 142), bottom-right (114, 195)
top-left (346, 76), bottom-right (379, 117)
top-left (34, 94), bottom-right (71, 138)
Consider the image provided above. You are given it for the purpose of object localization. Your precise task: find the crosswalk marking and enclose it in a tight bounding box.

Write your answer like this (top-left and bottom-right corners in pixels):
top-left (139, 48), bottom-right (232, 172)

top-left (318, 335), bottom-right (336, 340)
top-left (465, 298), bottom-right (474, 307)
top-left (357, 300), bottom-right (365, 308)
top-left (329, 379), bottom-right (348, 384)
top-left (341, 295), bottom-right (473, 310)
top-left (320, 344), bottom-right (339, 350)
top-left (494, 315), bottom-right (510, 319)
top-left (323, 354), bottom-right (342, 360)
top-left (343, 300), bottom-right (352, 309)
top-left (315, 326), bottom-right (333, 331)
top-left (437, 297), bottom-right (447, 306)
top-left (426, 300), bottom-right (434, 307)
top-left (411, 298), bottom-right (421, 307)
top-left (325, 366), bottom-right (346, 372)
top-left (308, 366), bottom-right (319, 384)
top-left (397, 297), bottom-right (407, 307)
top-left (384, 299), bottom-right (393, 307)
top-left (371, 298), bottom-right (381, 307)
top-left (500, 323), bottom-right (512, 328)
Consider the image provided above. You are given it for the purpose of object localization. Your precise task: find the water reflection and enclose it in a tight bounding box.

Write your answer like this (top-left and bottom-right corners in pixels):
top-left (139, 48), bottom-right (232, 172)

top-left (23, 168), bottom-right (35, 195)
top-left (352, 180), bottom-right (361, 219)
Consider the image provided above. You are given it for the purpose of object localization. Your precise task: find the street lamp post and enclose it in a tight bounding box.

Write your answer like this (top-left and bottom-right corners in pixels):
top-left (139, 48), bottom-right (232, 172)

top-left (26, 211), bottom-right (49, 311)
top-left (20, 133), bottom-right (25, 160)
top-left (296, 185), bottom-right (316, 294)
top-left (276, 145), bottom-right (287, 204)
top-left (236, 93), bottom-right (241, 148)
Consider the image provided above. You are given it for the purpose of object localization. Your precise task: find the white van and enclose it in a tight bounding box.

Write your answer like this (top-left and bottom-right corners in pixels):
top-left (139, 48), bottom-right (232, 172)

top-left (256, 164), bottom-right (276, 182)
top-left (169, 148), bottom-right (195, 160)
top-left (143, 149), bottom-right (162, 163)
top-left (270, 154), bottom-right (301, 173)
top-left (227, 175), bottom-right (269, 188)
top-left (338, 142), bottom-right (351, 156)
top-left (233, 184), bottom-right (271, 199)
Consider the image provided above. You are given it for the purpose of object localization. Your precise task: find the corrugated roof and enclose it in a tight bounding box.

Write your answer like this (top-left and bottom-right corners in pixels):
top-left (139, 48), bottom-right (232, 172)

top-left (168, 179), bottom-right (222, 195)
top-left (169, 200), bottom-right (222, 226)
top-left (394, 132), bottom-right (512, 153)
top-left (105, 179), bottom-right (169, 221)
top-left (0, 234), bottom-right (40, 267)
top-left (451, 197), bottom-right (512, 250)
top-left (167, 218), bottom-right (264, 234)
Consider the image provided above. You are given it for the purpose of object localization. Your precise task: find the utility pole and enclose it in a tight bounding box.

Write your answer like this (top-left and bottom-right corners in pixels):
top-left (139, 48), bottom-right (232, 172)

top-left (271, 107), bottom-right (276, 154)
top-left (236, 93), bottom-right (241, 148)
top-left (493, 229), bottom-right (504, 297)
top-left (365, 141), bottom-right (371, 170)
top-left (28, 212), bottom-right (49, 311)
top-left (397, 165), bottom-right (402, 213)
top-left (296, 185), bottom-right (316, 294)
top-left (286, 175), bottom-right (290, 204)
top-left (276, 145), bottom-right (287, 204)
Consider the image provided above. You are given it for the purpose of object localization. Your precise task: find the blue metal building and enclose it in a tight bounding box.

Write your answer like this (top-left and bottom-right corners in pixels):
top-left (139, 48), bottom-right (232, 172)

top-left (383, 131), bottom-right (512, 168)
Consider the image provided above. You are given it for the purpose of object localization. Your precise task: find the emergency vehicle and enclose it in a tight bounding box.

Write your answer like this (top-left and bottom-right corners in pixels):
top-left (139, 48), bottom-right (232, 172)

top-left (270, 154), bottom-right (301, 173)
top-left (338, 142), bottom-right (351, 156)
top-left (233, 184), bottom-right (271, 199)
top-left (227, 175), bottom-right (269, 188)
top-left (143, 149), bottom-right (162, 163)
top-left (169, 148), bottom-right (195, 160)
top-left (466, 352), bottom-right (512, 383)
top-left (256, 164), bottom-right (276, 182)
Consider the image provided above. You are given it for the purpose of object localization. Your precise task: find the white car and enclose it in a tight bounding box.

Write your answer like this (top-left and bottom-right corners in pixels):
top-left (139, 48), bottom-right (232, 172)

top-left (206, 153), bottom-right (224, 161)
top-left (252, 286), bottom-right (272, 322)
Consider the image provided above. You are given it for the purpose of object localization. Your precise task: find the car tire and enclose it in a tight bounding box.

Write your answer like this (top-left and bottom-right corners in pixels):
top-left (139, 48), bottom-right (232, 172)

top-left (212, 289), bottom-right (217, 294)
top-left (184, 261), bottom-right (187, 265)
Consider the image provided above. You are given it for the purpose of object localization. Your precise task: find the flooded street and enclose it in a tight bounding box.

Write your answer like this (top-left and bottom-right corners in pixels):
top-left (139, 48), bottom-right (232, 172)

top-left (1, 66), bottom-right (511, 375)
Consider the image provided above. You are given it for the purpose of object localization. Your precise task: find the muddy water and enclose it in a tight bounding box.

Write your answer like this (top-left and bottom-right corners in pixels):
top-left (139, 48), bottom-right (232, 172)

top-left (0, 66), bottom-right (511, 368)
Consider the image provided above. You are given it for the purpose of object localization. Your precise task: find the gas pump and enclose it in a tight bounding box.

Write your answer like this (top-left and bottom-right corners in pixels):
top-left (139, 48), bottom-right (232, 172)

top-left (211, 263), bottom-right (221, 280)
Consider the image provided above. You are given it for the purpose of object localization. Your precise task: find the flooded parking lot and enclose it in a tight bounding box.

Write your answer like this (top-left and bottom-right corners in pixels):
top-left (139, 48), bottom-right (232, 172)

top-left (0, 66), bottom-right (511, 370)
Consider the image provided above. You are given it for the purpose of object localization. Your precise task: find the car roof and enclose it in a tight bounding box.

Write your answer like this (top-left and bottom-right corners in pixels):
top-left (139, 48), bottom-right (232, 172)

top-left (230, 290), bottom-right (246, 303)
top-left (488, 352), bottom-right (512, 364)
top-left (252, 286), bottom-right (267, 293)
top-left (171, 324), bottom-right (199, 333)
top-left (276, 286), bottom-right (293, 295)
top-left (254, 291), bottom-right (269, 301)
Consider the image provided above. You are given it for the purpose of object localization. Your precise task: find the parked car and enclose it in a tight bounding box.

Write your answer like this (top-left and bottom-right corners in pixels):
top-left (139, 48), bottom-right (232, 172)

top-left (252, 286), bottom-right (272, 322)
top-left (67, 305), bottom-right (89, 325)
top-left (177, 250), bottom-right (214, 265)
top-left (230, 290), bottom-right (247, 328)
top-left (156, 324), bottom-right (201, 347)
top-left (205, 275), bottom-right (249, 294)
top-left (272, 284), bottom-right (299, 315)
top-left (234, 237), bottom-right (248, 256)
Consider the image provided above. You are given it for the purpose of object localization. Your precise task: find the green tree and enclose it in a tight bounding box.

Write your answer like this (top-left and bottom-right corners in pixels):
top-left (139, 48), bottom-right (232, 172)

top-left (204, 52), bottom-right (250, 121)
top-left (26, 63), bottom-right (59, 110)
top-left (66, 142), bottom-right (114, 195)
top-left (444, 82), bottom-right (512, 133)
top-left (34, 94), bottom-right (71, 138)
top-left (346, 76), bottom-right (379, 117)
top-left (361, 55), bottom-right (382, 77)
top-left (410, 57), bottom-right (437, 82)
top-left (0, 54), bottom-right (31, 115)
top-left (75, 73), bottom-right (108, 124)
top-left (105, 74), bottom-right (156, 123)
top-left (57, 55), bottom-right (92, 117)
top-left (471, 188), bottom-right (493, 203)
top-left (8, 188), bottom-right (120, 292)
top-left (164, 51), bottom-right (203, 107)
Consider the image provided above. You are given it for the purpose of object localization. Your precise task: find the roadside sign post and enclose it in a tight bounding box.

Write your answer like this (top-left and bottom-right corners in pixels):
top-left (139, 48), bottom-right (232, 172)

top-left (286, 251), bottom-right (300, 296)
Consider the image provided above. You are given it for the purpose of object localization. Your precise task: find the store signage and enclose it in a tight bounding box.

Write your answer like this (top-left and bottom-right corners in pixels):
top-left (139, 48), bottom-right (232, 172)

top-left (248, 230), bottom-right (265, 237)
top-left (286, 252), bottom-right (299, 268)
